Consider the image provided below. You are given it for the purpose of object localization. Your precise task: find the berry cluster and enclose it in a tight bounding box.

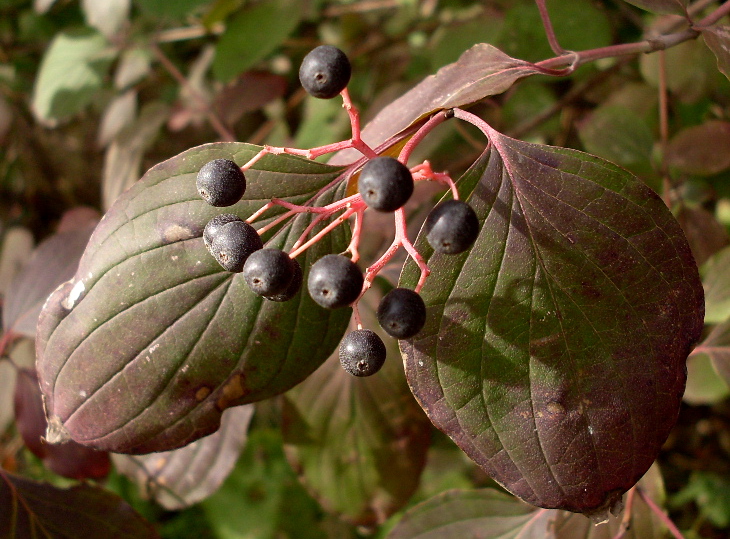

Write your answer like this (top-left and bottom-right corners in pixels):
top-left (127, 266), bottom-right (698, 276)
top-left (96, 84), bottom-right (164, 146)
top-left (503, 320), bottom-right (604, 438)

top-left (196, 46), bottom-right (480, 377)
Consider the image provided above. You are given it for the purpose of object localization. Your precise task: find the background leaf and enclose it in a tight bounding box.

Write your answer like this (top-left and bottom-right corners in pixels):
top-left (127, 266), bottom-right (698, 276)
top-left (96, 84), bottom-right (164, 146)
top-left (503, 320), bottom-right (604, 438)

top-left (212, 0), bottom-right (302, 83)
top-left (282, 314), bottom-right (432, 526)
top-left (0, 470), bottom-right (159, 538)
top-left (36, 143), bottom-right (351, 454)
top-left (82, 0), bottom-right (130, 39)
top-left (665, 121), bottom-right (730, 176)
top-left (31, 29), bottom-right (116, 126)
top-left (701, 245), bottom-right (730, 324)
top-left (400, 138), bottom-right (703, 514)
top-left (621, 0), bottom-right (688, 15)
top-left (113, 404), bottom-right (254, 509)
top-left (702, 25), bottom-right (730, 81)
top-left (330, 44), bottom-right (541, 165)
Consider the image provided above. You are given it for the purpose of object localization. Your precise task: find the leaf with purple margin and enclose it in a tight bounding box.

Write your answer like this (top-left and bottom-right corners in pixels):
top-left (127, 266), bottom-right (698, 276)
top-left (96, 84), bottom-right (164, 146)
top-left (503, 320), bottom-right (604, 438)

top-left (400, 136), bottom-right (703, 515)
top-left (113, 404), bottom-right (253, 510)
top-left (35, 143), bottom-right (351, 454)
top-left (0, 470), bottom-right (159, 538)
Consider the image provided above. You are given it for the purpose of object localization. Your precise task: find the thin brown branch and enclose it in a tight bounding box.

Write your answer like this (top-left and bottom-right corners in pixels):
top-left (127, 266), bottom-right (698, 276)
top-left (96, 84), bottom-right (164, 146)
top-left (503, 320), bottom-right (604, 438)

top-left (150, 42), bottom-right (235, 142)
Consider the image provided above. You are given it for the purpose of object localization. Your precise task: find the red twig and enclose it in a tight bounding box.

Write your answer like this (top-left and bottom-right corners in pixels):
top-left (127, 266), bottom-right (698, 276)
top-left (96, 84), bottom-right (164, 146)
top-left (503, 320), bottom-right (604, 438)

top-left (636, 487), bottom-right (686, 539)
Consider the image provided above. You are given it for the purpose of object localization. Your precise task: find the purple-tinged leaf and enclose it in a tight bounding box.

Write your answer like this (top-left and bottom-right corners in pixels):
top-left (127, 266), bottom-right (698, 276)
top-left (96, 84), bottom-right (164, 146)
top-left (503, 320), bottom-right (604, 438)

top-left (14, 368), bottom-right (111, 480)
top-left (702, 25), bottom-right (730, 81)
top-left (400, 137), bottom-right (703, 515)
top-left (36, 143), bottom-right (351, 454)
top-left (0, 470), bottom-right (159, 538)
top-left (666, 121), bottom-right (730, 176)
top-left (282, 328), bottom-right (431, 526)
top-left (113, 404), bottom-right (254, 509)
top-left (701, 245), bottom-right (730, 324)
top-left (621, 0), bottom-right (687, 14)
top-left (213, 71), bottom-right (287, 127)
top-left (386, 488), bottom-right (550, 539)
top-left (688, 319), bottom-right (730, 394)
top-left (330, 44), bottom-right (541, 165)
top-left (0, 227), bottom-right (34, 299)
top-left (3, 222), bottom-right (96, 337)
top-left (676, 205), bottom-right (729, 267)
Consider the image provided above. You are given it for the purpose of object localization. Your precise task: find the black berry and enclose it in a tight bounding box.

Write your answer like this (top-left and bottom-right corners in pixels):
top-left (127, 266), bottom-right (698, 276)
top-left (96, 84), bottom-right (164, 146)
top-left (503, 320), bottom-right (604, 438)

top-left (299, 45), bottom-right (351, 99)
top-left (243, 248), bottom-right (295, 297)
top-left (197, 159), bottom-right (246, 207)
top-left (264, 258), bottom-right (303, 302)
top-left (377, 288), bottom-right (427, 339)
top-left (358, 156), bottom-right (414, 212)
top-left (307, 254), bottom-right (363, 309)
top-left (424, 199), bottom-right (479, 254)
top-left (203, 213), bottom-right (242, 250)
top-left (209, 220), bottom-right (263, 272)
top-left (339, 329), bottom-right (386, 377)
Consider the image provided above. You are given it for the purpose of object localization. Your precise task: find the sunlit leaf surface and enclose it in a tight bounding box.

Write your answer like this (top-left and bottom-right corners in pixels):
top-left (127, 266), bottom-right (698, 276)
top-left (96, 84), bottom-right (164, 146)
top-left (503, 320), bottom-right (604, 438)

top-left (36, 143), bottom-right (351, 454)
top-left (400, 136), bottom-right (703, 514)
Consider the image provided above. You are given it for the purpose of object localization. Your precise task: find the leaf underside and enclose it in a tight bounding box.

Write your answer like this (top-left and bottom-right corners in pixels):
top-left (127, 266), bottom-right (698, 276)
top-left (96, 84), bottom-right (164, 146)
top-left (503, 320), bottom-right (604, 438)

top-left (400, 135), bottom-right (704, 514)
top-left (36, 142), bottom-right (351, 454)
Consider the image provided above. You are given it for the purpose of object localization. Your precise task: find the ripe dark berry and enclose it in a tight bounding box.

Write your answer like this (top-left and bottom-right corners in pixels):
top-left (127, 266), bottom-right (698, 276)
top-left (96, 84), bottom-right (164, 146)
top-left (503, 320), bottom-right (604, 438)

top-left (243, 248), bottom-right (295, 297)
top-left (197, 159), bottom-right (246, 207)
top-left (307, 254), bottom-right (363, 309)
top-left (424, 199), bottom-right (479, 254)
top-left (299, 45), bottom-right (351, 99)
top-left (339, 329), bottom-right (386, 377)
top-left (203, 213), bottom-right (242, 250)
top-left (264, 258), bottom-right (303, 302)
top-left (209, 220), bottom-right (263, 272)
top-left (358, 156), bottom-right (414, 212)
top-left (377, 288), bottom-right (427, 339)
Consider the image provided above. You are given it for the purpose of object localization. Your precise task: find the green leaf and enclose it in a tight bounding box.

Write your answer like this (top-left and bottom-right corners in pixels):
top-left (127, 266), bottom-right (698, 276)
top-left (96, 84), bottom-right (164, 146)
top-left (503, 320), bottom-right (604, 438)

top-left (683, 350), bottom-right (730, 405)
top-left (202, 428), bottom-right (326, 539)
top-left (701, 245), bottom-right (730, 324)
top-left (621, 0), bottom-right (688, 15)
top-left (702, 25), bottom-right (730, 82)
top-left (113, 404), bottom-right (254, 509)
top-left (688, 319), bottom-right (730, 396)
top-left (330, 44), bottom-right (541, 165)
top-left (135, 0), bottom-right (209, 18)
top-left (400, 136), bottom-right (704, 514)
top-left (670, 471), bottom-right (730, 528)
top-left (0, 470), bottom-right (159, 538)
top-left (31, 29), bottom-right (116, 126)
top-left (577, 105), bottom-right (654, 169)
top-left (212, 0), bottom-right (302, 83)
top-left (35, 143), bottom-right (351, 454)
top-left (386, 488), bottom-right (547, 538)
top-left (282, 325), bottom-right (432, 525)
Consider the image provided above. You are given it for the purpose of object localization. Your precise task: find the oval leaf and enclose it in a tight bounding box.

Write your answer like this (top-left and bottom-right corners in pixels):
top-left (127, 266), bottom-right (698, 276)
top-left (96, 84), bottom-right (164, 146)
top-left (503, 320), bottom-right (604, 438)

top-left (622, 0), bottom-right (687, 14)
top-left (330, 44), bottom-right (541, 165)
top-left (36, 143), bottom-right (351, 454)
top-left (666, 121), bottom-right (730, 176)
top-left (113, 404), bottom-right (254, 509)
top-left (282, 329), bottom-right (432, 525)
top-left (400, 138), bottom-right (703, 514)
top-left (702, 25), bottom-right (730, 82)
top-left (0, 470), bottom-right (159, 538)
top-left (387, 488), bottom-right (548, 539)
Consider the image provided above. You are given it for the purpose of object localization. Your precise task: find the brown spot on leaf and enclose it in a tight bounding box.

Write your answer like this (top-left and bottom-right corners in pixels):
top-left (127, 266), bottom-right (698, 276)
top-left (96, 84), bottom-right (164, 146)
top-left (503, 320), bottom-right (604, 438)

top-left (160, 223), bottom-right (194, 244)
top-left (216, 374), bottom-right (246, 409)
top-left (546, 401), bottom-right (566, 416)
top-left (195, 386), bottom-right (211, 401)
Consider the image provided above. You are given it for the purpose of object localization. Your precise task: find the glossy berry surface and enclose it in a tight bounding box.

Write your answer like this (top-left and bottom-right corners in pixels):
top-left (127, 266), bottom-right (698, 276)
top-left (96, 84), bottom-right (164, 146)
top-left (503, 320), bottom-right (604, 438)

top-left (424, 199), bottom-right (479, 254)
top-left (377, 287), bottom-right (427, 339)
top-left (339, 329), bottom-right (387, 377)
top-left (203, 213), bottom-right (241, 250)
top-left (243, 248), bottom-right (295, 297)
top-left (264, 258), bottom-right (303, 302)
top-left (307, 254), bottom-right (363, 309)
top-left (208, 220), bottom-right (262, 272)
top-left (299, 45), bottom-right (351, 99)
top-left (358, 156), bottom-right (414, 212)
top-left (196, 159), bottom-right (246, 207)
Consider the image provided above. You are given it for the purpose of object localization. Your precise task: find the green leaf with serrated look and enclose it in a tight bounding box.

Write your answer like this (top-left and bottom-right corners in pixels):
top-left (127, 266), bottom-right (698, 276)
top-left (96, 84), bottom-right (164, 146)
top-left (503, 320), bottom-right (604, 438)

top-left (32, 29), bottom-right (116, 126)
top-left (36, 143), bottom-right (351, 454)
top-left (0, 470), bottom-right (159, 538)
top-left (400, 136), bottom-right (703, 515)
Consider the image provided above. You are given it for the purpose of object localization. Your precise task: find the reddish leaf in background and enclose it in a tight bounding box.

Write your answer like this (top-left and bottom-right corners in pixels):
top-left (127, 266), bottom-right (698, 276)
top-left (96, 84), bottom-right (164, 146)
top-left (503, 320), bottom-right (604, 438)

top-left (665, 120), bottom-right (730, 176)
top-left (676, 204), bottom-right (729, 267)
top-left (14, 368), bottom-right (110, 480)
top-left (0, 470), bottom-right (159, 538)
top-left (400, 137), bottom-right (703, 515)
top-left (621, 0), bottom-right (688, 15)
top-left (702, 25), bottom-right (730, 81)
top-left (213, 71), bottom-right (287, 127)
